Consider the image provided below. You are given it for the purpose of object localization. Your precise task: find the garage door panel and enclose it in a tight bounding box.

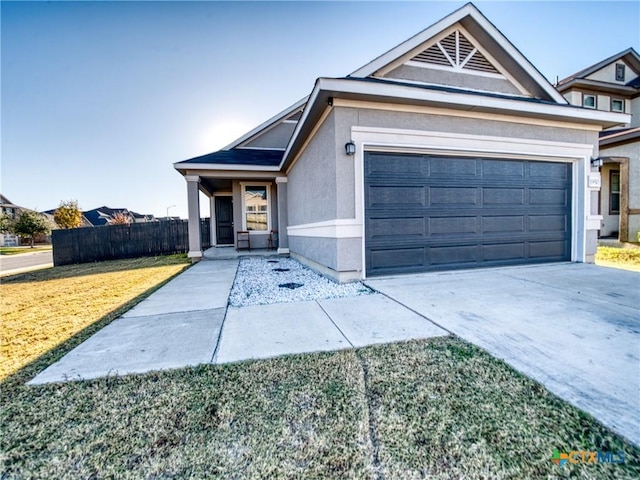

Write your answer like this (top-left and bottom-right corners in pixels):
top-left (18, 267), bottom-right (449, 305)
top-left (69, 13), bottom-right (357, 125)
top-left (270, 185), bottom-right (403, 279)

top-left (367, 154), bottom-right (427, 175)
top-left (369, 217), bottom-right (425, 239)
top-left (482, 216), bottom-right (525, 233)
top-left (430, 245), bottom-right (478, 265)
top-left (430, 217), bottom-right (478, 236)
top-left (483, 188), bottom-right (525, 205)
top-left (368, 186), bottom-right (425, 207)
top-left (370, 248), bottom-right (424, 269)
top-left (529, 188), bottom-right (569, 206)
top-left (430, 157), bottom-right (478, 176)
top-left (482, 159), bottom-right (525, 177)
top-left (430, 187), bottom-right (479, 206)
top-left (529, 240), bottom-right (568, 258)
top-left (529, 215), bottom-right (568, 232)
top-left (365, 153), bottom-right (572, 275)
top-left (529, 161), bottom-right (569, 179)
top-left (482, 243), bottom-right (525, 261)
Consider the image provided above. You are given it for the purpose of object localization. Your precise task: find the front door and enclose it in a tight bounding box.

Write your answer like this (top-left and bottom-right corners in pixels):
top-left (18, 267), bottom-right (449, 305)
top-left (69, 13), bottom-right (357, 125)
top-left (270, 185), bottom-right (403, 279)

top-left (215, 196), bottom-right (234, 245)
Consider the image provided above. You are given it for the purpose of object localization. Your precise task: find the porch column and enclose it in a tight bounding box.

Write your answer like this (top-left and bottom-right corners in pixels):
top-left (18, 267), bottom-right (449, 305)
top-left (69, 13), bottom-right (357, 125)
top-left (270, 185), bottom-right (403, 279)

top-left (185, 175), bottom-right (202, 260)
top-left (276, 177), bottom-right (289, 253)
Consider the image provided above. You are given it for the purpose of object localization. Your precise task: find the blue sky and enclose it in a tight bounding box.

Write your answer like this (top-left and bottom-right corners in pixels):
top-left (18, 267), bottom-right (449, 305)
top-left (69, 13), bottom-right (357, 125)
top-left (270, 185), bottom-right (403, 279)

top-left (2, 1), bottom-right (639, 219)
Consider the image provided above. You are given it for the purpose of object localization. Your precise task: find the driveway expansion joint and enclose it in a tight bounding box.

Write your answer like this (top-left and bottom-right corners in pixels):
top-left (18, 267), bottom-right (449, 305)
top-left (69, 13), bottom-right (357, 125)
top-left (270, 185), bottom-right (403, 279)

top-left (315, 300), bottom-right (355, 348)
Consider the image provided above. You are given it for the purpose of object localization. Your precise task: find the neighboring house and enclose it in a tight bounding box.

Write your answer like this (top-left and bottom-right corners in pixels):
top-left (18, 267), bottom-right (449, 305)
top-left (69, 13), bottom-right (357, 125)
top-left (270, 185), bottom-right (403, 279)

top-left (174, 3), bottom-right (629, 281)
top-left (82, 207), bottom-right (156, 226)
top-left (0, 194), bottom-right (23, 246)
top-left (556, 48), bottom-right (640, 242)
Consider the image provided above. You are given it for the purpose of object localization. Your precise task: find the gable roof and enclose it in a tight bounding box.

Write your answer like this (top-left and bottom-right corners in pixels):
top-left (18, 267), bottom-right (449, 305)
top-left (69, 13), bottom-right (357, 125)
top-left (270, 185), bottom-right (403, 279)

top-left (349, 2), bottom-right (567, 104)
top-left (558, 47), bottom-right (640, 86)
top-left (0, 194), bottom-right (22, 209)
top-left (176, 148), bottom-right (283, 169)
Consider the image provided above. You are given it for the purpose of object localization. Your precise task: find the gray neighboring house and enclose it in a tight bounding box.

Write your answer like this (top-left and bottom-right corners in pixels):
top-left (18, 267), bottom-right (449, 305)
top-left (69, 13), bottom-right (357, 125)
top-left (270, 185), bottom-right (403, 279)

top-left (175, 3), bottom-right (628, 282)
top-left (556, 48), bottom-right (640, 242)
top-left (0, 194), bottom-right (22, 246)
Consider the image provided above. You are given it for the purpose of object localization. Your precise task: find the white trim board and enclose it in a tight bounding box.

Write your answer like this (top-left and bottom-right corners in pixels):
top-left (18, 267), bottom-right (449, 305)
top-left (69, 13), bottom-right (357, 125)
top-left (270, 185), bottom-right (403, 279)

top-left (287, 219), bottom-right (362, 238)
top-left (349, 126), bottom-right (594, 279)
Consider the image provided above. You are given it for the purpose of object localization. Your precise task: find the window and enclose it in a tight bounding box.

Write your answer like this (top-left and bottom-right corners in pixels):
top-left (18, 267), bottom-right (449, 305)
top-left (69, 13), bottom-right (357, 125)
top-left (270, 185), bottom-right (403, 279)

top-left (611, 98), bottom-right (624, 112)
top-left (615, 63), bottom-right (625, 82)
top-left (583, 94), bottom-right (596, 109)
top-left (610, 171), bottom-right (620, 214)
top-left (242, 184), bottom-right (270, 231)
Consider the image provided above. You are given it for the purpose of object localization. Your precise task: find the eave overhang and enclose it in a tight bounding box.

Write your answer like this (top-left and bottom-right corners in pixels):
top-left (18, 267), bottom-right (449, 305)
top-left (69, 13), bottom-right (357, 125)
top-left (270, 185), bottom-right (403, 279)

top-left (282, 77), bottom-right (631, 170)
top-left (556, 78), bottom-right (639, 97)
top-left (600, 127), bottom-right (640, 148)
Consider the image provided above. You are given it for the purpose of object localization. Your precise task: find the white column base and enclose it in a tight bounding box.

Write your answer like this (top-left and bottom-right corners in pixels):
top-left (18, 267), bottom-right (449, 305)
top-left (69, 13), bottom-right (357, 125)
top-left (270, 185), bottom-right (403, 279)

top-left (188, 250), bottom-right (203, 259)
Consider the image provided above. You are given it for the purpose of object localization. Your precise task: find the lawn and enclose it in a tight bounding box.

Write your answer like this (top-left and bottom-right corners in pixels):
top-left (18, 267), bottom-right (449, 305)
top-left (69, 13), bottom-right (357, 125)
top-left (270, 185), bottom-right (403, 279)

top-left (0, 246), bottom-right (52, 255)
top-left (1, 255), bottom-right (639, 479)
top-left (595, 245), bottom-right (640, 272)
top-left (0, 255), bottom-right (190, 380)
top-left (2, 342), bottom-right (639, 478)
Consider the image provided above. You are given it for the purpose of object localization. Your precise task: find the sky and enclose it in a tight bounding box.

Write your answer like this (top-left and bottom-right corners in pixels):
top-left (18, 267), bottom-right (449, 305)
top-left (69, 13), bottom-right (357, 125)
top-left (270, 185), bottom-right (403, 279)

top-left (2, 1), bottom-right (639, 219)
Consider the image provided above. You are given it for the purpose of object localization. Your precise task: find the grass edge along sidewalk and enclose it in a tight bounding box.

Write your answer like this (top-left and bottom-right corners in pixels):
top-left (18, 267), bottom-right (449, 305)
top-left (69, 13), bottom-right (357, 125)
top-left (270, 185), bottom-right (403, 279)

top-left (0, 254), bottom-right (190, 381)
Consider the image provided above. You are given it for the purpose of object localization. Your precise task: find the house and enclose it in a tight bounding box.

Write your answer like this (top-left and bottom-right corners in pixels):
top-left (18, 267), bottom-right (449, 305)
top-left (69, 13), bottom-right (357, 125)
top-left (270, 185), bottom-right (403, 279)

top-left (81, 207), bottom-right (156, 226)
top-left (556, 48), bottom-right (640, 242)
top-left (0, 194), bottom-right (23, 246)
top-left (174, 3), bottom-right (629, 282)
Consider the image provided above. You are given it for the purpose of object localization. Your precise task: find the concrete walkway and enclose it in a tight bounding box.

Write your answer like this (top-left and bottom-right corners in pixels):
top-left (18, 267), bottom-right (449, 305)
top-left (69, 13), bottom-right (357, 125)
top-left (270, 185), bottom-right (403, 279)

top-left (29, 260), bottom-right (238, 384)
top-left (30, 259), bottom-right (447, 384)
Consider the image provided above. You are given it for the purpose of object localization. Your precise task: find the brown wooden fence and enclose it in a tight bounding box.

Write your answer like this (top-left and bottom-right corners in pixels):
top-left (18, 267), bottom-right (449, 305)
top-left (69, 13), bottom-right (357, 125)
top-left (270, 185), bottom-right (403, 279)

top-left (52, 219), bottom-right (211, 266)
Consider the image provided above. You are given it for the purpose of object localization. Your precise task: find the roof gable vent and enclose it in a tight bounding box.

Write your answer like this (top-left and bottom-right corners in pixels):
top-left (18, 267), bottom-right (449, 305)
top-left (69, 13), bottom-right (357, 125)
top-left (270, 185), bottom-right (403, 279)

top-left (410, 30), bottom-right (499, 75)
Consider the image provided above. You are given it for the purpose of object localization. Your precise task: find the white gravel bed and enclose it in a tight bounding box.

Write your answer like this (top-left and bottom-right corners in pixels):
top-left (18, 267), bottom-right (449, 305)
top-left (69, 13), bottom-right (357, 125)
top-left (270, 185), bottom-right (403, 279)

top-left (228, 256), bottom-right (373, 307)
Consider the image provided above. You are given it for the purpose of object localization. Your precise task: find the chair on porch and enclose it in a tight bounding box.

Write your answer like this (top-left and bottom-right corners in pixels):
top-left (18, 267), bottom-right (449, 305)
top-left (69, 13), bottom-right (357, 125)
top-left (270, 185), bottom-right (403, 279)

top-left (267, 230), bottom-right (278, 250)
top-left (236, 231), bottom-right (250, 251)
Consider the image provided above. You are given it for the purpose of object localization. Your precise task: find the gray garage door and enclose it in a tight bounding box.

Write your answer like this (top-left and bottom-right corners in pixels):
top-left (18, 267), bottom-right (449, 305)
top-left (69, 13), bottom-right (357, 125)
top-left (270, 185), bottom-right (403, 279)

top-left (365, 152), bottom-right (572, 276)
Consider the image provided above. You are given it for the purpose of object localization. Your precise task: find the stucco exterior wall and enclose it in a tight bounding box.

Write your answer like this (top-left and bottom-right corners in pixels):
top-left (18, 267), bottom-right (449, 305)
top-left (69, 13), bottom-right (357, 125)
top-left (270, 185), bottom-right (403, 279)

top-left (385, 64), bottom-right (522, 96)
top-left (630, 98), bottom-right (640, 128)
top-left (586, 60), bottom-right (638, 84)
top-left (287, 110), bottom-right (338, 225)
top-left (341, 107), bottom-right (597, 145)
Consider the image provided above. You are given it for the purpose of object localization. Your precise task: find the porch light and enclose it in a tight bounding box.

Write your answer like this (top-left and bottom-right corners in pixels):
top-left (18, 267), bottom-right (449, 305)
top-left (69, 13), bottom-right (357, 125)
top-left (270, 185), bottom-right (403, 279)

top-left (590, 157), bottom-right (604, 168)
top-left (345, 141), bottom-right (356, 156)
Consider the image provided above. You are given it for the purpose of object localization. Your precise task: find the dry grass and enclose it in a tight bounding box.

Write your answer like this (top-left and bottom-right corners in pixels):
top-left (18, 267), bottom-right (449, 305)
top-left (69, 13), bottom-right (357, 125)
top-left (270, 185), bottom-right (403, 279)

top-left (595, 246), bottom-right (640, 272)
top-left (0, 255), bottom-right (189, 380)
top-left (2, 338), bottom-right (638, 479)
top-left (358, 339), bottom-right (640, 479)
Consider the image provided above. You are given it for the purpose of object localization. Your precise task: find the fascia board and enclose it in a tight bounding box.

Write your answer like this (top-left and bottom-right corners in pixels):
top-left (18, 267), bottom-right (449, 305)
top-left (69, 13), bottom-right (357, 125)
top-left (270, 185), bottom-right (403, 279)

top-left (223, 97), bottom-right (308, 150)
top-left (316, 78), bottom-right (629, 126)
top-left (173, 162), bottom-right (281, 172)
top-left (281, 80), bottom-right (324, 166)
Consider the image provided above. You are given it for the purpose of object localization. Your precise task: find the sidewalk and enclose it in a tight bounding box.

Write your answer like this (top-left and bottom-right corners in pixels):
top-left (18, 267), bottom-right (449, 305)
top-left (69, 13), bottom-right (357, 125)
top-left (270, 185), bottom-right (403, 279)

top-left (30, 258), bottom-right (447, 384)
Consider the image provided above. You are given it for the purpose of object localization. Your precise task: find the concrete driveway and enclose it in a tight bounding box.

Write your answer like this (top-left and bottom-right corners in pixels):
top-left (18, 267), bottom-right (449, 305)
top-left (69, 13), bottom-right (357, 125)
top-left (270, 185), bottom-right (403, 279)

top-left (366, 263), bottom-right (640, 445)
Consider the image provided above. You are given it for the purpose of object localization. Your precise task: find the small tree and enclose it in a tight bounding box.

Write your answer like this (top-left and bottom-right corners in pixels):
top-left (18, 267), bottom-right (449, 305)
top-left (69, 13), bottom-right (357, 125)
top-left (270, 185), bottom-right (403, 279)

top-left (12, 210), bottom-right (52, 247)
top-left (0, 213), bottom-right (13, 234)
top-left (108, 211), bottom-right (132, 225)
top-left (54, 200), bottom-right (83, 229)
